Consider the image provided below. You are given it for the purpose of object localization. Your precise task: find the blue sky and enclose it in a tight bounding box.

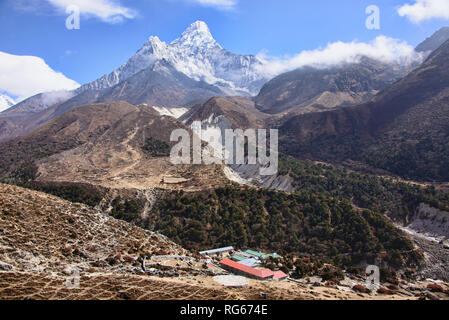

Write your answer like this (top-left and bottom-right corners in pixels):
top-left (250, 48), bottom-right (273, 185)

top-left (1, 0), bottom-right (449, 102)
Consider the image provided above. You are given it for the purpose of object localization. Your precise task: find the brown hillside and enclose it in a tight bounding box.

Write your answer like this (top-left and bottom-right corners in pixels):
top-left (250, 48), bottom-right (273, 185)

top-left (0, 102), bottom-right (229, 191)
top-left (181, 96), bottom-right (270, 130)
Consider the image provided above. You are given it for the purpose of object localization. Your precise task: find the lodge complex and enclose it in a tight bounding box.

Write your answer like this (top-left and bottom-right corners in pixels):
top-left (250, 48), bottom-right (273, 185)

top-left (200, 247), bottom-right (288, 281)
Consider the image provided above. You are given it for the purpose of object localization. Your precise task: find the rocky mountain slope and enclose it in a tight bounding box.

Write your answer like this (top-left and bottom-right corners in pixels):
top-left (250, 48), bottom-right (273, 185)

top-left (181, 96), bottom-right (269, 129)
top-left (255, 57), bottom-right (413, 115)
top-left (279, 39), bottom-right (449, 182)
top-left (0, 183), bottom-right (187, 275)
top-left (67, 60), bottom-right (224, 108)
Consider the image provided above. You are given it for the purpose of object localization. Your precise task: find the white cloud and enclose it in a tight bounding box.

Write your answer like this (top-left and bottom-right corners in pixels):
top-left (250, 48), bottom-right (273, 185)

top-left (398, 0), bottom-right (449, 23)
top-left (256, 36), bottom-right (424, 78)
top-left (46, 0), bottom-right (137, 23)
top-left (186, 0), bottom-right (237, 10)
top-left (41, 90), bottom-right (76, 106)
top-left (0, 52), bottom-right (80, 102)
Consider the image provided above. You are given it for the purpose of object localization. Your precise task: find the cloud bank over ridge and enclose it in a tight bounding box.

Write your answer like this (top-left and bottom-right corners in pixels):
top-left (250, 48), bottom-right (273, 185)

top-left (256, 36), bottom-right (424, 78)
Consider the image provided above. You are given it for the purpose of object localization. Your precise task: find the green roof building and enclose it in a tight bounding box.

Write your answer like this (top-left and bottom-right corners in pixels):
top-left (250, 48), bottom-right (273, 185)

top-left (263, 253), bottom-right (281, 259)
top-left (245, 250), bottom-right (265, 258)
top-left (244, 250), bottom-right (281, 260)
top-left (231, 254), bottom-right (247, 261)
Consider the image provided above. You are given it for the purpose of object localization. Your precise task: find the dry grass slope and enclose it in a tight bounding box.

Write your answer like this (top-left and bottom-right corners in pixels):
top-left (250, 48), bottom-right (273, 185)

top-left (0, 183), bottom-right (187, 275)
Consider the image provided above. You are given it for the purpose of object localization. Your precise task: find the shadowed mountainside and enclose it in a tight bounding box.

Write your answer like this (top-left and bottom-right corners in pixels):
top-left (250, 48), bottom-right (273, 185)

top-left (279, 39), bottom-right (449, 182)
top-left (255, 57), bottom-right (413, 115)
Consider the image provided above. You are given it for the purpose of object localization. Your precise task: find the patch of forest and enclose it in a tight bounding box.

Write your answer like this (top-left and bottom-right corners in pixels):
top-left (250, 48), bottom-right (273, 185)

top-left (149, 185), bottom-right (422, 269)
top-left (278, 156), bottom-right (449, 222)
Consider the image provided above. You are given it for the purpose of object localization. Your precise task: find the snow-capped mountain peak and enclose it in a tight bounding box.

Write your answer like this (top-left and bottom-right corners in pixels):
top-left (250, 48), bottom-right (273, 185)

top-left (171, 21), bottom-right (221, 49)
top-left (186, 20), bottom-right (211, 34)
top-left (77, 21), bottom-right (268, 96)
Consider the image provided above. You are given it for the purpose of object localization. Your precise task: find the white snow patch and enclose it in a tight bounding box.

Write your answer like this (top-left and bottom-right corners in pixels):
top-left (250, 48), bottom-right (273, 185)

top-left (0, 93), bottom-right (15, 112)
top-left (152, 106), bottom-right (188, 119)
top-left (214, 275), bottom-right (249, 287)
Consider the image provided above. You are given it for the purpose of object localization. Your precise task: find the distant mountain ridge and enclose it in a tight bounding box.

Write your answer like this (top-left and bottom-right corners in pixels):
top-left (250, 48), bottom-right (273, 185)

top-left (45, 60), bottom-right (225, 121)
top-left (255, 27), bottom-right (449, 117)
top-left (255, 57), bottom-right (413, 115)
top-left (279, 38), bottom-right (449, 181)
top-left (416, 27), bottom-right (449, 52)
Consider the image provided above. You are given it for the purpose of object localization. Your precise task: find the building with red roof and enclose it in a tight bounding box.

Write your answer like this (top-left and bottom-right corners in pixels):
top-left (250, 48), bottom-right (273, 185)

top-left (273, 271), bottom-right (288, 281)
top-left (219, 259), bottom-right (274, 280)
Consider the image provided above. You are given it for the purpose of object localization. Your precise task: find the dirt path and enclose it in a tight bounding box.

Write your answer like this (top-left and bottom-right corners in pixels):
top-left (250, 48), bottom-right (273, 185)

top-left (105, 126), bottom-right (142, 181)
